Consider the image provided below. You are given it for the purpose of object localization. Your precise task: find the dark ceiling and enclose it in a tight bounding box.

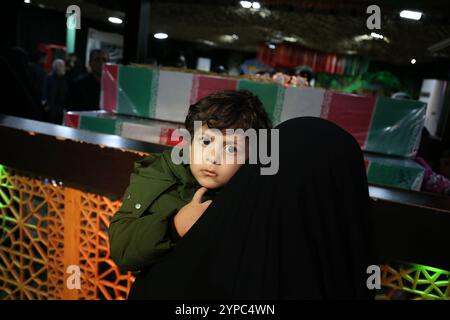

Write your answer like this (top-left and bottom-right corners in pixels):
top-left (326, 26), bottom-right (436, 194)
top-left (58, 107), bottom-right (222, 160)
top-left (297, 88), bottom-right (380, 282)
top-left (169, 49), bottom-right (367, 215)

top-left (32, 0), bottom-right (450, 65)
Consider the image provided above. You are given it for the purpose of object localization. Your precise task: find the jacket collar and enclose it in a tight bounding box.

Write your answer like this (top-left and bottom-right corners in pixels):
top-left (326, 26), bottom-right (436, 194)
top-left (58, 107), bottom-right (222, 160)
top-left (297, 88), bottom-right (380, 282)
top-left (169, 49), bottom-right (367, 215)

top-left (162, 149), bottom-right (222, 201)
top-left (162, 149), bottom-right (199, 185)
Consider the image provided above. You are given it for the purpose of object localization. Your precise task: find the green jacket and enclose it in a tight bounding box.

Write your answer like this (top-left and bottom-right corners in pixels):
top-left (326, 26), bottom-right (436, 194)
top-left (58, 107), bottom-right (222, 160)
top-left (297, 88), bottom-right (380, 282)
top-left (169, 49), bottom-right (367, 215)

top-left (108, 149), bottom-right (214, 271)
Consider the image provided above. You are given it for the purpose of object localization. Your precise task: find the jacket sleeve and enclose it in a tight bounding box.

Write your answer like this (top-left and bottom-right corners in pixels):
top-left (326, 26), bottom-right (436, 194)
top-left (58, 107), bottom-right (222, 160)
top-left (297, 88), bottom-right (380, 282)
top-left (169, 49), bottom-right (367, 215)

top-left (108, 155), bottom-right (182, 271)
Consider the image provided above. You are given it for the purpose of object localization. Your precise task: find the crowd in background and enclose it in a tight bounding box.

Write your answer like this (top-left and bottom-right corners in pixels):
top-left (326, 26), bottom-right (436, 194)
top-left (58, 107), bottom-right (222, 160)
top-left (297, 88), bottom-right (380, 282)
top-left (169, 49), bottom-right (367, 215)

top-left (0, 47), bottom-right (109, 124)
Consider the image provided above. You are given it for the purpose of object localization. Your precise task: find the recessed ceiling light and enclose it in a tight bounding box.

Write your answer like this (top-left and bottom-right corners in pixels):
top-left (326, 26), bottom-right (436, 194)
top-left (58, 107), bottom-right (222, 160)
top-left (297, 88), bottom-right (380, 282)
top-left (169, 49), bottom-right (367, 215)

top-left (24, 0), bottom-right (31, 4)
top-left (411, 58), bottom-right (417, 64)
top-left (252, 2), bottom-right (261, 9)
top-left (108, 17), bottom-right (123, 24)
top-left (154, 33), bottom-right (168, 39)
top-left (240, 1), bottom-right (252, 9)
top-left (370, 32), bottom-right (384, 39)
top-left (400, 10), bottom-right (422, 21)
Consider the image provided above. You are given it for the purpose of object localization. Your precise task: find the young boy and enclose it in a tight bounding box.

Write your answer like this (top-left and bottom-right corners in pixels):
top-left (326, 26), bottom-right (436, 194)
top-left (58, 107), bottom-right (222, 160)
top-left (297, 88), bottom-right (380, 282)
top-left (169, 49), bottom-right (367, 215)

top-left (108, 90), bottom-right (271, 271)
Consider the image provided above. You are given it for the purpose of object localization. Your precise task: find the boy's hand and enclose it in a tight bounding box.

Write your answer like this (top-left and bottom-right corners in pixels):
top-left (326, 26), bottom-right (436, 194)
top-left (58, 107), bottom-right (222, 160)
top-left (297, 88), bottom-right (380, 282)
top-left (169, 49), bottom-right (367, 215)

top-left (173, 187), bottom-right (212, 238)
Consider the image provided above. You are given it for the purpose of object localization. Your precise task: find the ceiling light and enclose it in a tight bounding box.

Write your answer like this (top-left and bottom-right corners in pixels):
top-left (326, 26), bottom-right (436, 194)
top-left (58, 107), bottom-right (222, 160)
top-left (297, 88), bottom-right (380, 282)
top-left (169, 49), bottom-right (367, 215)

top-left (354, 34), bottom-right (389, 43)
top-left (411, 58), bottom-right (416, 64)
top-left (370, 32), bottom-right (384, 39)
top-left (108, 17), bottom-right (123, 24)
top-left (240, 1), bottom-right (252, 8)
top-left (154, 33), bottom-right (168, 39)
top-left (252, 2), bottom-right (261, 9)
top-left (219, 34), bottom-right (239, 43)
top-left (400, 10), bottom-right (422, 21)
top-left (283, 36), bottom-right (297, 43)
top-left (24, 0), bottom-right (31, 4)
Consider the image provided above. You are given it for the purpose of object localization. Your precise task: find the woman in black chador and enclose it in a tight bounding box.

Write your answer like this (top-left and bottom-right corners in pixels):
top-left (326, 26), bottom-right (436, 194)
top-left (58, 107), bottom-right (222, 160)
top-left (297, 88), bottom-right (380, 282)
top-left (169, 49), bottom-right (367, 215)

top-left (128, 117), bottom-right (375, 300)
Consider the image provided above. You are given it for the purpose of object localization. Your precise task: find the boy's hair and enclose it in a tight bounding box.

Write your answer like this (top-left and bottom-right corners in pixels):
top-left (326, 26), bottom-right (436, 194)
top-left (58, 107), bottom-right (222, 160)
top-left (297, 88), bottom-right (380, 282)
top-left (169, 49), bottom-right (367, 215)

top-left (185, 90), bottom-right (272, 137)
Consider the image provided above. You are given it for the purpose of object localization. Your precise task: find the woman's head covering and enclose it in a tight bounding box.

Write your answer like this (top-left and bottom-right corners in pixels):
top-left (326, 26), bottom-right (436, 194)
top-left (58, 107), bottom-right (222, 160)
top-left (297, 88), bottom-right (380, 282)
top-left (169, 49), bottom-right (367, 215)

top-left (128, 117), bottom-right (375, 300)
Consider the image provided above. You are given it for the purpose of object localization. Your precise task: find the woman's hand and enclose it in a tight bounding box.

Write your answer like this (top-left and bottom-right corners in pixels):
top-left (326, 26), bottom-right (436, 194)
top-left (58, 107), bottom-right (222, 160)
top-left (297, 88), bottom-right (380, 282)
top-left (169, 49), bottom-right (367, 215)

top-left (173, 187), bottom-right (212, 237)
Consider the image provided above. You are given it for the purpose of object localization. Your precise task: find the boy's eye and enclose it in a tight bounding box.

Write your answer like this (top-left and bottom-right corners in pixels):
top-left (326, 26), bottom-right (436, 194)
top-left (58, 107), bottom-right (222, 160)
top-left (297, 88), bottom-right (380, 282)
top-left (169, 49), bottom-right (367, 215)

top-left (225, 145), bottom-right (237, 154)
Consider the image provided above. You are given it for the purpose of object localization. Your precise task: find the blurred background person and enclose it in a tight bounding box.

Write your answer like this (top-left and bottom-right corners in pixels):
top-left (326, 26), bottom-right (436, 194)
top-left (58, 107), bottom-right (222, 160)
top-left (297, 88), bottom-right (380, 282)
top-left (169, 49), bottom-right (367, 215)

top-left (65, 53), bottom-right (85, 85)
top-left (66, 49), bottom-right (108, 111)
top-left (45, 59), bottom-right (67, 124)
top-left (30, 49), bottom-right (48, 107)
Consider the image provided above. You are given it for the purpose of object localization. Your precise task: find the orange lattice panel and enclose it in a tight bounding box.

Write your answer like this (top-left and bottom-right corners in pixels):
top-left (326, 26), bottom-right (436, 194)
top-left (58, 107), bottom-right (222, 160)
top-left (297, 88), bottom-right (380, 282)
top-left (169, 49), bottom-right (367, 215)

top-left (0, 166), bottom-right (134, 300)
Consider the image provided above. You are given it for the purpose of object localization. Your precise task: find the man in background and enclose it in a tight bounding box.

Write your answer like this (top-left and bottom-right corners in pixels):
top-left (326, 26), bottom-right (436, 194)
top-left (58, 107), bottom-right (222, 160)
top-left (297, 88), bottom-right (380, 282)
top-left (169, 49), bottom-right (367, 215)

top-left (45, 59), bottom-right (67, 124)
top-left (66, 49), bottom-right (108, 111)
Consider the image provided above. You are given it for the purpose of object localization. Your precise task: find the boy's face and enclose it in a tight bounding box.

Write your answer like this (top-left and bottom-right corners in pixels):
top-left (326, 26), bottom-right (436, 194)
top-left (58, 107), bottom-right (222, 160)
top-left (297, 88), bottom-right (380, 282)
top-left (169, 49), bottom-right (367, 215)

top-left (190, 124), bottom-right (247, 189)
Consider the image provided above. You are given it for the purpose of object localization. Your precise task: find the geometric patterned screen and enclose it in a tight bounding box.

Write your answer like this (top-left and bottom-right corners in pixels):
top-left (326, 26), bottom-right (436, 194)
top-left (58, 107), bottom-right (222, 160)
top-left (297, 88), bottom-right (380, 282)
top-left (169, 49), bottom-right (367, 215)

top-left (0, 165), bottom-right (134, 300)
top-left (0, 164), bottom-right (449, 300)
top-left (380, 264), bottom-right (450, 300)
